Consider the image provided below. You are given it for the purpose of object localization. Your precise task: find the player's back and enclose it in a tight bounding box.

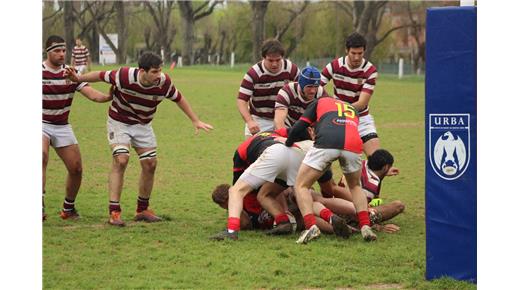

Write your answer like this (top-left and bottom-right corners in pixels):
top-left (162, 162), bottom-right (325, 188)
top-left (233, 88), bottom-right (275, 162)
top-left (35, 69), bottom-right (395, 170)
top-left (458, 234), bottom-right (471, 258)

top-left (312, 97), bottom-right (363, 153)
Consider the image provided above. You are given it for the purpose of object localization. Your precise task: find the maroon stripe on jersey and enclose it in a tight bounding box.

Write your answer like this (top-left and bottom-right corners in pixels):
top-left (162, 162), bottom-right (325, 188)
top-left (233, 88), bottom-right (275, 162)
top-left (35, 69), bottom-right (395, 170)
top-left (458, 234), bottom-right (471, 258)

top-left (42, 70), bottom-right (64, 79)
top-left (43, 98), bottom-right (73, 109)
top-left (116, 92), bottom-right (160, 108)
top-left (249, 110), bottom-right (273, 119)
top-left (109, 110), bottom-right (138, 125)
top-left (43, 113), bottom-right (69, 125)
top-left (43, 84), bottom-right (77, 95)
top-left (111, 101), bottom-right (143, 121)
top-left (252, 99), bottom-right (276, 108)
top-left (253, 87), bottom-right (283, 97)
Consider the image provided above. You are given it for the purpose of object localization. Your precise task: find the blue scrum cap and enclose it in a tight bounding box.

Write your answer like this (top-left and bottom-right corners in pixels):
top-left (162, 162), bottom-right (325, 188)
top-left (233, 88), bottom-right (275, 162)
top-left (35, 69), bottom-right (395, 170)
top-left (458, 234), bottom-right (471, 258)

top-left (298, 66), bottom-right (321, 90)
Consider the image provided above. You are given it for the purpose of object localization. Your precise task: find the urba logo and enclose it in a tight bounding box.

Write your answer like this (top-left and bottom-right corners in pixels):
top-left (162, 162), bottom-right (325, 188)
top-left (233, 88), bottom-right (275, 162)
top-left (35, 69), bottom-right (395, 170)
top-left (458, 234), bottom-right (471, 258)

top-left (429, 114), bottom-right (470, 180)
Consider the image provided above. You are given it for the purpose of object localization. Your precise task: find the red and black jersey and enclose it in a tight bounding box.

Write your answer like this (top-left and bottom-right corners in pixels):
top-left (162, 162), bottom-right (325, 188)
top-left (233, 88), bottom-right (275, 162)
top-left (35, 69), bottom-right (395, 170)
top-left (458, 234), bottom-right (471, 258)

top-left (286, 97), bottom-right (362, 153)
top-left (243, 192), bottom-right (274, 230)
top-left (232, 128), bottom-right (288, 184)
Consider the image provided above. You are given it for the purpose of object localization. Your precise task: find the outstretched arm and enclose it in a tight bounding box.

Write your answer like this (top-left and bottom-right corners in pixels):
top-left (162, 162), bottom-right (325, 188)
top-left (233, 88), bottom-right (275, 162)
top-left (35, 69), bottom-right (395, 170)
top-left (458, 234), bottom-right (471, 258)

top-left (175, 97), bottom-right (214, 134)
top-left (64, 67), bottom-right (103, 83)
top-left (79, 85), bottom-right (113, 103)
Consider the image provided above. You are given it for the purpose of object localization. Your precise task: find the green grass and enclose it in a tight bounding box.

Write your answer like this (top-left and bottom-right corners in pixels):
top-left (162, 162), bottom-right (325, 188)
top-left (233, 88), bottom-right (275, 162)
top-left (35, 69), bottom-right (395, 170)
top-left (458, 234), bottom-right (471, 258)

top-left (43, 65), bottom-right (475, 289)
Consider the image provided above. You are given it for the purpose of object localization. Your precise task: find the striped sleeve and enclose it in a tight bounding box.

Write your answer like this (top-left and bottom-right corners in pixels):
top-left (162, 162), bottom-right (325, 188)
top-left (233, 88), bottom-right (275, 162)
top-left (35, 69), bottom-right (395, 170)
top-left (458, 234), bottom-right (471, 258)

top-left (100, 70), bottom-right (118, 86)
top-left (237, 70), bottom-right (255, 101)
top-left (274, 86), bottom-right (291, 109)
top-left (320, 62), bottom-right (333, 86)
top-left (362, 66), bottom-right (377, 94)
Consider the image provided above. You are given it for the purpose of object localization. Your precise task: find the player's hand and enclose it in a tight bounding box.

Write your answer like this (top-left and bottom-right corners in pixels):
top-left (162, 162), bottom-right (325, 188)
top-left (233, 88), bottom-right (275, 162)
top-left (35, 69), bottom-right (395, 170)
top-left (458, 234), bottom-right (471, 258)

top-left (64, 67), bottom-right (79, 82)
top-left (193, 120), bottom-right (214, 134)
top-left (373, 223), bottom-right (400, 233)
top-left (247, 120), bottom-right (260, 135)
top-left (386, 166), bottom-right (400, 176)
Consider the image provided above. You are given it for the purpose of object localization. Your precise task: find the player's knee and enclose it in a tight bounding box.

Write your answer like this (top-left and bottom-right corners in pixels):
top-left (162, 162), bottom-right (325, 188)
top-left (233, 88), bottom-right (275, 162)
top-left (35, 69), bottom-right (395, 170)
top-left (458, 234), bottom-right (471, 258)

top-left (42, 151), bottom-right (49, 165)
top-left (69, 162), bottom-right (83, 177)
top-left (393, 200), bottom-right (405, 213)
top-left (141, 158), bottom-right (157, 174)
top-left (113, 154), bottom-right (129, 170)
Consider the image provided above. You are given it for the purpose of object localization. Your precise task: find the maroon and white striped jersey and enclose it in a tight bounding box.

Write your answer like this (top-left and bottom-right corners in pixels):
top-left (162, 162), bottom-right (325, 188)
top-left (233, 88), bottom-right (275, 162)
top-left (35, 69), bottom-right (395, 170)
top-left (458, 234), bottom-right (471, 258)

top-left (274, 82), bottom-right (328, 127)
top-left (100, 67), bottom-right (182, 125)
top-left (360, 160), bottom-right (381, 201)
top-left (72, 45), bottom-right (90, 66)
top-left (42, 62), bottom-right (88, 125)
top-left (238, 59), bottom-right (299, 119)
top-left (320, 56), bottom-right (377, 116)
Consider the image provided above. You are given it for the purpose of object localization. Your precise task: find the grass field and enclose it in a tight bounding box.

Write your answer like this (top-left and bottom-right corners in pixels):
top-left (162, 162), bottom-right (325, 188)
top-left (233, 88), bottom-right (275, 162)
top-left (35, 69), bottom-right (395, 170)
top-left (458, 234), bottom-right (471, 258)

top-left (42, 64), bottom-right (475, 289)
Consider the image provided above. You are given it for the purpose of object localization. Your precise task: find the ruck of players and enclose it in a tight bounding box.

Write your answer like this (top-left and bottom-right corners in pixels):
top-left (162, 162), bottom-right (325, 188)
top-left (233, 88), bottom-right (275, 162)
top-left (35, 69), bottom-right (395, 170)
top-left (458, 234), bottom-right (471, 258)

top-left (43, 32), bottom-right (404, 245)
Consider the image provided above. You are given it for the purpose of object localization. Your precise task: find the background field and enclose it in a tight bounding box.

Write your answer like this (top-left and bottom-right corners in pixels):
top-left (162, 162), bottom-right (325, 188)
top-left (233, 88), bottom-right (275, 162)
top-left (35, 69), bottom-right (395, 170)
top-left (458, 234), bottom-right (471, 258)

top-left (42, 64), bottom-right (475, 289)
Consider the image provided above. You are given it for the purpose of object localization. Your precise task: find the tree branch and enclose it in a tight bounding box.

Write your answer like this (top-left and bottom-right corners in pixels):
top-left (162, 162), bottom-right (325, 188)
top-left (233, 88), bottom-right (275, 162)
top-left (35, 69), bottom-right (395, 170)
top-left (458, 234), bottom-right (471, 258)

top-left (43, 6), bottom-right (63, 22)
top-left (375, 24), bottom-right (415, 47)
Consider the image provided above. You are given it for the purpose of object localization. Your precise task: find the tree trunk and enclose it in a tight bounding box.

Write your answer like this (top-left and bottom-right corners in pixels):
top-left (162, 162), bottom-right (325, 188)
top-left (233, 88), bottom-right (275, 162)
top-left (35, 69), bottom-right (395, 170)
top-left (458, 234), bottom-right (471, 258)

top-left (181, 12), bottom-right (195, 65)
top-left (250, 1), bottom-right (269, 63)
top-left (63, 1), bottom-right (75, 64)
top-left (115, 1), bottom-right (127, 64)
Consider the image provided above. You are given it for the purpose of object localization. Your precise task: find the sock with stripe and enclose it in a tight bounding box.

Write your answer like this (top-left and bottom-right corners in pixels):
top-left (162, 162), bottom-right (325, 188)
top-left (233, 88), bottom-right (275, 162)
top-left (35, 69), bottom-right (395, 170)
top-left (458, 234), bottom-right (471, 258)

top-left (136, 196), bottom-right (150, 213)
top-left (109, 200), bottom-right (121, 214)
top-left (63, 198), bottom-right (75, 212)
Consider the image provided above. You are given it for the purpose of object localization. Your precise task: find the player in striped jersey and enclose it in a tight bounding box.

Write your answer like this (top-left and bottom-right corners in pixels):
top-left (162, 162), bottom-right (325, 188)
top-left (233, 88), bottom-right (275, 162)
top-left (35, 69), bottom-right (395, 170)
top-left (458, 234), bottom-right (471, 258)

top-left (274, 66), bottom-right (329, 129)
top-left (321, 33), bottom-right (399, 176)
top-left (71, 37), bottom-right (91, 75)
top-left (43, 35), bottom-right (113, 221)
top-left (237, 39), bottom-right (299, 138)
top-left (65, 52), bottom-right (213, 226)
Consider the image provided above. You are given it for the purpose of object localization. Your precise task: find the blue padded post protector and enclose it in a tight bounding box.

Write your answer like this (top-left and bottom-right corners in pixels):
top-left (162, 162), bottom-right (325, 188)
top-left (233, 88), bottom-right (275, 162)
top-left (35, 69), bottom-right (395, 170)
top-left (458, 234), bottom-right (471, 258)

top-left (425, 6), bottom-right (476, 283)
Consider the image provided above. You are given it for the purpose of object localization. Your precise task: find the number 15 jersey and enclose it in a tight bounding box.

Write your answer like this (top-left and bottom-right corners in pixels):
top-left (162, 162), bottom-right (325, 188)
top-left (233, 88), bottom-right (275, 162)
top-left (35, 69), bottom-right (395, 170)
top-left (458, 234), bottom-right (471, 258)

top-left (299, 97), bottom-right (363, 153)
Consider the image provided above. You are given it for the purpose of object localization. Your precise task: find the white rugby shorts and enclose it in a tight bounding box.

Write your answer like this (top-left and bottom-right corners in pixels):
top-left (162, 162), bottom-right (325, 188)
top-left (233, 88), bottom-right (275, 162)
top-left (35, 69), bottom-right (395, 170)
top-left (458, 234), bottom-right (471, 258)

top-left (303, 146), bottom-right (362, 175)
top-left (239, 143), bottom-right (290, 189)
top-left (358, 114), bottom-right (377, 139)
top-left (244, 115), bottom-right (275, 138)
top-left (107, 117), bottom-right (157, 148)
top-left (42, 123), bottom-right (78, 148)
top-left (75, 65), bottom-right (87, 75)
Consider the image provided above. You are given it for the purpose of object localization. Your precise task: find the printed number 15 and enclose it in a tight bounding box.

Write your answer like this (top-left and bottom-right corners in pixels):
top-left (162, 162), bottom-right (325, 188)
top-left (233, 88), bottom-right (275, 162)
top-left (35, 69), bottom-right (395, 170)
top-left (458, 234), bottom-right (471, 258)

top-left (336, 102), bottom-right (355, 118)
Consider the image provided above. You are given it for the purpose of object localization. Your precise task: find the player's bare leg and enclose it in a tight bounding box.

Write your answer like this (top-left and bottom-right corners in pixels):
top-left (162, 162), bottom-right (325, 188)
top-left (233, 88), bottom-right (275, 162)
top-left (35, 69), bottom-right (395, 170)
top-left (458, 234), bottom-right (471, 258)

top-left (312, 191), bottom-right (357, 220)
top-left (344, 170), bottom-right (376, 241)
top-left (134, 147), bottom-right (161, 222)
top-left (210, 180), bottom-right (254, 240)
top-left (108, 144), bottom-right (130, 226)
top-left (257, 183), bottom-right (293, 235)
top-left (371, 200), bottom-right (405, 224)
top-left (42, 136), bottom-right (50, 221)
top-left (55, 144), bottom-right (83, 220)
top-left (294, 164), bottom-right (324, 243)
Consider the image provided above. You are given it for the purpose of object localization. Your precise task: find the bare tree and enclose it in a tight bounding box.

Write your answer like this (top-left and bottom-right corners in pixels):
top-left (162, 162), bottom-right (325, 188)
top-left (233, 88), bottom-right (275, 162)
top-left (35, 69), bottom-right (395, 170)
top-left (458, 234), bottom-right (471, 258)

top-left (63, 1), bottom-right (75, 63)
top-left (178, 0), bottom-right (222, 65)
top-left (250, 0), bottom-right (270, 62)
top-left (406, 2), bottom-right (425, 74)
top-left (115, 1), bottom-right (128, 64)
top-left (144, 0), bottom-right (176, 62)
top-left (337, 0), bottom-right (413, 59)
top-left (273, 1), bottom-right (309, 42)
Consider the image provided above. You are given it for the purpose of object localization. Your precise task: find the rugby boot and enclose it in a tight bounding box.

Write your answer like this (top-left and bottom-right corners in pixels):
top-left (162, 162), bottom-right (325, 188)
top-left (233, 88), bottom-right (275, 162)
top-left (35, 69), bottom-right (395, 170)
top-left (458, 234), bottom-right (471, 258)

top-left (369, 209), bottom-right (383, 225)
top-left (296, 224), bottom-right (321, 244)
top-left (134, 209), bottom-right (162, 223)
top-left (330, 214), bottom-right (352, 239)
top-left (108, 211), bottom-right (126, 227)
top-left (210, 230), bottom-right (238, 241)
top-left (266, 221), bottom-right (293, 235)
top-left (361, 225), bottom-right (377, 242)
top-left (60, 209), bottom-right (80, 220)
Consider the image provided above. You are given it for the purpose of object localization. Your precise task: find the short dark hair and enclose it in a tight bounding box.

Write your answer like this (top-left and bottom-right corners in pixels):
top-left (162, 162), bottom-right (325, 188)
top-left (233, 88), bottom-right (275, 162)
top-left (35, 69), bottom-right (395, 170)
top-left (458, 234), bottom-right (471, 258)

top-left (345, 32), bottom-right (367, 50)
top-left (138, 52), bottom-right (163, 71)
top-left (261, 38), bottom-right (285, 58)
top-left (46, 35), bottom-right (65, 49)
top-left (211, 184), bottom-right (230, 205)
top-left (367, 149), bottom-right (394, 171)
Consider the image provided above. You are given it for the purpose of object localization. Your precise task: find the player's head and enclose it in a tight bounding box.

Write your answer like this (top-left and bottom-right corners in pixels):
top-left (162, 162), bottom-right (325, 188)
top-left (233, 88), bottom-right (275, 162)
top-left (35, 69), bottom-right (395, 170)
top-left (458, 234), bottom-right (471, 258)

top-left (367, 149), bottom-right (394, 176)
top-left (211, 184), bottom-right (230, 209)
top-left (138, 52), bottom-right (163, 86)
top-left (298, 66), bottom-right (321, 100)
top-left (45, 35), bottom-right (66, 66)
top-left (345, 32), bottom-right (366, 68)
top-left (261, 38), bottom-right (284, 74)
top-left (75, 37), bottom-right (83, 46)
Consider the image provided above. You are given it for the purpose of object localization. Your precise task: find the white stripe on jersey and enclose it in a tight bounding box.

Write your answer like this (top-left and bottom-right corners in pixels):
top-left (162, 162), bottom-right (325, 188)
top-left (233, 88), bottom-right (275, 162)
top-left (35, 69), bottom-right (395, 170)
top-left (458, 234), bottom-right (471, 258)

top-left (253, 81), bottom-right (287, 90)
top-left (42, 106), bottom-right (72, 116)
top-left (42, 93), bottom-right (75, 101)
top-left (239, 87), bottom-right (253, 96)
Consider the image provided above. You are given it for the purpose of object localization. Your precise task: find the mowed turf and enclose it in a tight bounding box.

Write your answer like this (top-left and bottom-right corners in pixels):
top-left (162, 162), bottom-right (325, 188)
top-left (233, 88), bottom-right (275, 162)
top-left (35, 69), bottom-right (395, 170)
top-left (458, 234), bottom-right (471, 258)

top-left (43, 65), bottom-right (475, 289)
